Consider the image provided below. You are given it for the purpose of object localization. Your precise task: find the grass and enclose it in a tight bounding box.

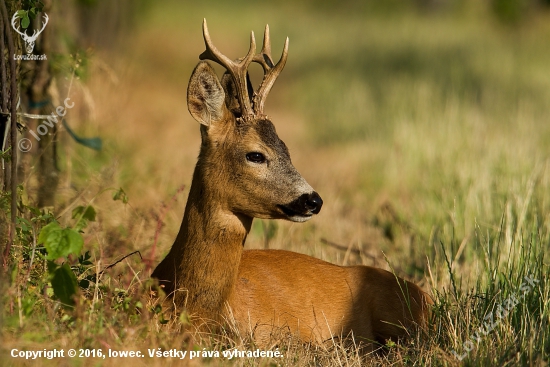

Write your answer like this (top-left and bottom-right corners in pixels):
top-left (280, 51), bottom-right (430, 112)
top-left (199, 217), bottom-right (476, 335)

top-left (1, 1), bottom-right (550, 365)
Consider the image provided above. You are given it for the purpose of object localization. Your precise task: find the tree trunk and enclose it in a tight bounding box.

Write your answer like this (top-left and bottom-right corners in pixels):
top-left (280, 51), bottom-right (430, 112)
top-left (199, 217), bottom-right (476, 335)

top-left (0, 0), bottom-right (22, 267)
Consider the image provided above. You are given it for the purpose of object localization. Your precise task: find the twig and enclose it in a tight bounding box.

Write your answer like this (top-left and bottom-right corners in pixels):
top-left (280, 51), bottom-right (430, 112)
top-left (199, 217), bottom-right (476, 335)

top-left (99, 251), bottom-right (142, 277)
top-left (320, 238), bottom-right (362, 256)
top-left (377, 201), bottom-right (429, 243)
top-left (320, 238), bottom-right (377, 262)
top-left (90, 259), bottom-right (100, 325)
top-left (24, 226), bottom-right (38, 282)
top-left (17, 279), bottom-right (22, 327)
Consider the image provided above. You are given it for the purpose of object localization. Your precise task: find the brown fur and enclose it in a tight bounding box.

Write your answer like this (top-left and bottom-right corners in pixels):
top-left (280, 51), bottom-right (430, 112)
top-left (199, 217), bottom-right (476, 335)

top-left (152, 58), bottom-right (432, 348)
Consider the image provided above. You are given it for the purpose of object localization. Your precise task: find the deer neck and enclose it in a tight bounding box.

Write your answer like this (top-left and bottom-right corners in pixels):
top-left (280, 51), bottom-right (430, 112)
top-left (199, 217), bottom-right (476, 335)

top-left (165, 160), bottom-right (252, 321)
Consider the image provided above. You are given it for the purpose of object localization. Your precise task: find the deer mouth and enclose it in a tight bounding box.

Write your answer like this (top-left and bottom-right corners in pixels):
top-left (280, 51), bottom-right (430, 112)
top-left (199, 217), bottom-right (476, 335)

top-left (277, 205), bottom-right (313, 222)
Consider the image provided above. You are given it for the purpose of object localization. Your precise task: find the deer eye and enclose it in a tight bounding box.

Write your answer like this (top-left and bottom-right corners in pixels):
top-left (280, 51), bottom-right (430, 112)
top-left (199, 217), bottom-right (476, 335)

top-left (246, 152), bottom-right (266, 164)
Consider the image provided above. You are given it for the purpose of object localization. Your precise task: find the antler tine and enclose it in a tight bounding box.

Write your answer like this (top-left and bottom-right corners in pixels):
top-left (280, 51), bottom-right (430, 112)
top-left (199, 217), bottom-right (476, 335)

top-left (11, 13), bottom-right (26, 37)
top-left (39, 13), bottom-right (49, 33)
top-left (31, 14), bottom-right (48, 38)
top-left (199, 19), bottom-right (256, 117)
top-left (252, 35), bottom-right (289, 115)
top-left (252, 25), bottom-right (274, 72)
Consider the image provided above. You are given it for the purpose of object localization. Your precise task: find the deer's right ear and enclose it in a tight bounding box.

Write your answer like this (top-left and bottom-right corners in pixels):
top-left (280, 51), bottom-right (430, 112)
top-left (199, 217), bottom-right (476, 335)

top-left (221, 72), bottom-right (241, 116)
top-left (187, 61), bottom-right (227, 127)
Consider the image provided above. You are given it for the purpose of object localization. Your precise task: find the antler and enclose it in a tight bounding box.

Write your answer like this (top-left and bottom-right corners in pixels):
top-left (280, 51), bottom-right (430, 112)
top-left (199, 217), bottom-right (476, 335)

top-left (33, 13), bottom-right (49, 38)
top-left (199, 20), bottom-right (289, 118)
top-left (251, 25), bottom-right (289, 115)
top-left (199, 19), bottom-right (256, 118)
top-left (11, 13), bottom-right (27, 38)
top-left (11, 12), bottom-right (49, 53)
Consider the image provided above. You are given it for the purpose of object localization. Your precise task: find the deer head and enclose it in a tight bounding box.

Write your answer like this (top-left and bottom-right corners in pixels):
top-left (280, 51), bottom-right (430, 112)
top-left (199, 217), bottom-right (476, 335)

top-left (11, 12), bottom-right (48, 54)
top-left (187, 19), bottom-right (323, 222)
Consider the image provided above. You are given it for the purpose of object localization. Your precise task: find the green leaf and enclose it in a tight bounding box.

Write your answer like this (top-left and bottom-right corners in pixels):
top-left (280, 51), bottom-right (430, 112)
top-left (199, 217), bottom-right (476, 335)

top-left (38, 221), bottom-right (61, 245)
top-left (17, 217), bottom-right (33, 235)
top-left (72, 205), bottom-right (96, 222)
top-left (78, 251), bottom-right (93, 266)
top-left (38, 221), bottom-right (61, 240)
top-left (16, 10), bottom-right (27, 17)
top-left (21, 15), bottom-right (30, 29)
top-left (21, 296), bottom-right (35, 316)
top-left (28, 206), bottom-right (41, 216)
top-left (113, 188), bottom-right (128, 204)
top-left (79, 274), bottom-right (96, 290)
top-left (51, 263), bottom-right (78, 307)
top-left (47, 260), bottom-right (58, 275)
top-left (61, 228), bottom-right (84, 257)
top-left (72, 205), bottom-right (96, 231)
top-left (40, 222), bottom-right (84, 260)
top-left (10, 264), bottom-right (18, 284)
top-left (44, 230), bottom-right (64, 259)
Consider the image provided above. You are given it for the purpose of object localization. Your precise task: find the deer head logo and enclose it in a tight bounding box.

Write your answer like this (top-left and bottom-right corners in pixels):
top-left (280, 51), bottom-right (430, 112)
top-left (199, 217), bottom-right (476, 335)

top-left (11, 12), bottom-right (48, 54)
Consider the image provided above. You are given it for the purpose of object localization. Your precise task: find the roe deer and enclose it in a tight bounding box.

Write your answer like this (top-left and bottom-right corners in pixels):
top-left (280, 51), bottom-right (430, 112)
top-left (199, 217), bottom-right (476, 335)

top-left (152, 19), bottom-right (432, 348)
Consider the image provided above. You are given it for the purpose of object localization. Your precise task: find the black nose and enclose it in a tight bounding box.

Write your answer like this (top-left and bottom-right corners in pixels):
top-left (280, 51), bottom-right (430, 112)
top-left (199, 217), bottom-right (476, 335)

top-left (304, 191), bottom-right (323, 214)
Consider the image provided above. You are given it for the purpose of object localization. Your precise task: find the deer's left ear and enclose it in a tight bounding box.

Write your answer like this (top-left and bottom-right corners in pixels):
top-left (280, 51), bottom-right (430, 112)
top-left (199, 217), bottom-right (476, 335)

top-left (187, 61), bottom-right (228, 127)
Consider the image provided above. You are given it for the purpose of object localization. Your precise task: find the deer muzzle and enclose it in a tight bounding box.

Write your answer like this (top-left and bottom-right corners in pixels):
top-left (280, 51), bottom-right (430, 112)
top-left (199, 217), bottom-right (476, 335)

top-left (278, 192), bottom-right (323, 222)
